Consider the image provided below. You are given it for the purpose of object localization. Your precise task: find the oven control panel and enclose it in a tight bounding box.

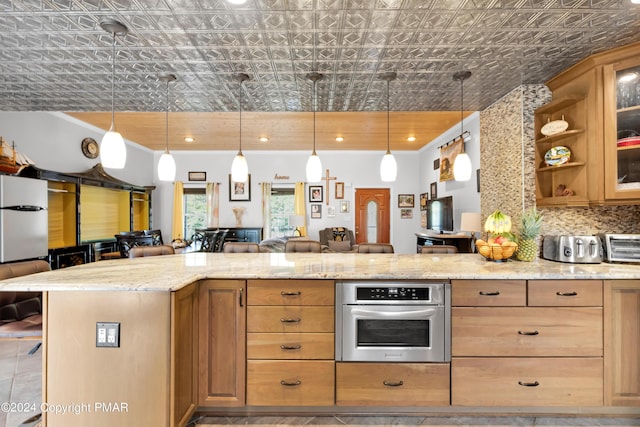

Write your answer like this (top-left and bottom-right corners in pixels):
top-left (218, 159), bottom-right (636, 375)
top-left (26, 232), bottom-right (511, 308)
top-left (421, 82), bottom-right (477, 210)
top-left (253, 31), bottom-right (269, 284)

top-left (356, 287), bottom-right (430, 301)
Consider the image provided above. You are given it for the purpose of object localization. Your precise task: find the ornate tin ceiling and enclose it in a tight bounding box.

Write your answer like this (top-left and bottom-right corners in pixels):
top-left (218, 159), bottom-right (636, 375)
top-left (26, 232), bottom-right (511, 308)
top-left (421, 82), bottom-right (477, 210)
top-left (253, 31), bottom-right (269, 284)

top-left (1, 0), bottom-right (640, 149)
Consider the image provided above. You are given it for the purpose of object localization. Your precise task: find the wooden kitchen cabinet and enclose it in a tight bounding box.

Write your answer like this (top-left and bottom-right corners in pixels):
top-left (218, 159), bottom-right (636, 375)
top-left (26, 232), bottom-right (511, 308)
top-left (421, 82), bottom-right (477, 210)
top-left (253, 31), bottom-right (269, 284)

top-left (336, 362), bottom-right (450, 407)
top-left (245, 279), bottom-right (335, 406)
top-left (198, 279), bottom-right (246, 407)
top-left (451, 279), bottom-right (604, 406)
top-left (604, 280), bottom-right (640, 406)
top-left (538, 41), bottom-right (640, 206)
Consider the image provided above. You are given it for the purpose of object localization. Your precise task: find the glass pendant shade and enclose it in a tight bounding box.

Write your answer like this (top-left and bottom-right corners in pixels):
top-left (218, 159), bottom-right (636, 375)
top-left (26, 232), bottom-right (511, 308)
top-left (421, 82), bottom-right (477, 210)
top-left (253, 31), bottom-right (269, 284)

top-left (306, 153), bottom-right (322, 182)
top-left (380, 152), bottom-right (397, 182)
top-left (453, 152), bottom-right (472, 181)
top-left (231, 153), bottom-right (248, 182)
top-left (158, 151), bottom-right (176, 181)
top-left (100, 20), bottom-right (128, 169)
top-left (101, 128), bottom-right (127, 169)
top-left (379, 72), bottom-right (397, 182)
top-left (231, 73), bottom-right (250, 183)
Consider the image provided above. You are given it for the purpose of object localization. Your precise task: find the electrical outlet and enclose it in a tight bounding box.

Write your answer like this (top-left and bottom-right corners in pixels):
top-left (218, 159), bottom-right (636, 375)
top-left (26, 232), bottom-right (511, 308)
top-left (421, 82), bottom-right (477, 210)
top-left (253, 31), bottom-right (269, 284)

top-left (96, 322), bottom-right (120, 348)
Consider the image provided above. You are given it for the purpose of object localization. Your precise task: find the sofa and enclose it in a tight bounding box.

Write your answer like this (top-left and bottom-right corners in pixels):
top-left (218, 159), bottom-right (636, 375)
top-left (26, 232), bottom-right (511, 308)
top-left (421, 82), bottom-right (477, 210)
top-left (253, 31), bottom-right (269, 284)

top-left (0, 259), bottom-right (50, 338)
top-left (318, 227), bottom-right (359, 252)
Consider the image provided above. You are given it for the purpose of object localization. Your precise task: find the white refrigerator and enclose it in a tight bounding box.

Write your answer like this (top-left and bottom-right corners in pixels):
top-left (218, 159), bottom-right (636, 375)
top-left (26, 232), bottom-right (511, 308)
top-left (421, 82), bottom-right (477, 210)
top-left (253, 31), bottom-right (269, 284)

top-left (0, 175), bottom-right (48, 263)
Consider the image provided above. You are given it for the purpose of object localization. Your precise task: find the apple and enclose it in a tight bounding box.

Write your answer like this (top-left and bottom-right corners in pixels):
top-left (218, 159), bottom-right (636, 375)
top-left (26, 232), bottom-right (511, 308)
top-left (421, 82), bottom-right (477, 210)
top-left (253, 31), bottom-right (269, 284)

top-left (494, 235), bottom-right (508, 245)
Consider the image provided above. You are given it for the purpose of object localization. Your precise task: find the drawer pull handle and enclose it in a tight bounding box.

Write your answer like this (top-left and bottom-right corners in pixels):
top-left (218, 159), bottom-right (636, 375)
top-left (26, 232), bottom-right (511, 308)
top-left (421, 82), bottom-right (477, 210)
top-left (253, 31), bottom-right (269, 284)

top-left (280, 318), bottom-right (301, 323)
top-left (383, 380), bottom-right (404, 387)
top-left (556, 291), bottom-right (578, 297)
top-left (518, 381), bottom-right (539, 387)
top-left (281, 291), bottom-right (301, 296)
top-left (280, 344), bottom-right (302, 350)
top-left (518, 330), bottom-right (539, 336)
top-left (280, 380), bottom-right (302, 386)
top-left (479, 291), bottom-right (500, 296)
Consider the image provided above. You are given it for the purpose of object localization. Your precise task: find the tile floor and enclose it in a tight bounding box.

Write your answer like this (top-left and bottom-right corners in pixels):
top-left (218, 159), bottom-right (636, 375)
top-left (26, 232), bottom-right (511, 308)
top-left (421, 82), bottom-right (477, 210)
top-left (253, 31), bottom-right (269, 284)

top-left (1, 340), bottom-right (638, 427)
top-left (0, 340), bottom-right (41, 427)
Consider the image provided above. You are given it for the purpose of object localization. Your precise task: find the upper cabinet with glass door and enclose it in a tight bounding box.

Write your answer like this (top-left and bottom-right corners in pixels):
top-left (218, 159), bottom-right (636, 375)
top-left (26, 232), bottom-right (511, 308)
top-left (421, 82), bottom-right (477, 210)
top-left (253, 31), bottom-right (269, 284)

top-left (604, 62), bottom-right (640, 201)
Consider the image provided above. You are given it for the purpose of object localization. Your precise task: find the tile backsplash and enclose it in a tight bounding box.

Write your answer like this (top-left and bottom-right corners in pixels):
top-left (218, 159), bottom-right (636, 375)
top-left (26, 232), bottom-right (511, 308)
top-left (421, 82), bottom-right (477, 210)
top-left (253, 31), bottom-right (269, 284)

top-left (480, 84), bottom-right (640, 237)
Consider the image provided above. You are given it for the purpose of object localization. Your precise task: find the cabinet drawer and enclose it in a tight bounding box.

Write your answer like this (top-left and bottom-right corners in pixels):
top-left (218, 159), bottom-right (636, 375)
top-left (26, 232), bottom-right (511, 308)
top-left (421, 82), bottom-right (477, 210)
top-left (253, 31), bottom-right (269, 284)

top-left (452, 307), bottom-right (603, 356)
top-left (246, 360), bottom-right (334, 406)
top-left (452, 357), bottom-right (603, 406)
top-left (247, 333), bottom-right (334, 359)
top-left (247, 280), bottom-right (334, 306)
top-left (528, 280), bottom-right (603, 307)
top-left (336, 362), bottom-right (450, 406)
top-left (452, 280), bottom-right (526, 306)
top-left (247, 306), bottom-right (334, 333)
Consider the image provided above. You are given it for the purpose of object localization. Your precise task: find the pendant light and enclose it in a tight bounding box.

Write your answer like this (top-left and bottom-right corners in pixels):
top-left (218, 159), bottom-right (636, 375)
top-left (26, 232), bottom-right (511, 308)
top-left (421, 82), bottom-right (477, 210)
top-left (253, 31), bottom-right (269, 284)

top-left (453, 70), bottom-right (472, 182)
top-left (99, 20), bottom-right (128, 169)
top-left (157, 74), bottom-right (177, 182)
top-left (230, 73), bottom-right (249, 183)
top-left (379, 72), bottom-right (397, 182)
top-left (306, 72), bottom-right (324, 182)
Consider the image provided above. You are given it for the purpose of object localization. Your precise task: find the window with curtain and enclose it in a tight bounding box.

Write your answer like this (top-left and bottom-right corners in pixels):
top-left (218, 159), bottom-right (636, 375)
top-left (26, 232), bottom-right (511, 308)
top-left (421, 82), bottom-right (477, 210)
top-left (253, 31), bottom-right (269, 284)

top-left (183, 187), bottom-right (206, 240)
top-left (269, 186), bottom-right (295, 238)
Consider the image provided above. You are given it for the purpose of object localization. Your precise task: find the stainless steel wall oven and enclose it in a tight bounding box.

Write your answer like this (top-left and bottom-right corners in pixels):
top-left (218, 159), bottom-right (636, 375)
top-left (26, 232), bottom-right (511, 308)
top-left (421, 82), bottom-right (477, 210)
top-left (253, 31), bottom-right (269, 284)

top-left (336, 281), bottom-right (450, 362)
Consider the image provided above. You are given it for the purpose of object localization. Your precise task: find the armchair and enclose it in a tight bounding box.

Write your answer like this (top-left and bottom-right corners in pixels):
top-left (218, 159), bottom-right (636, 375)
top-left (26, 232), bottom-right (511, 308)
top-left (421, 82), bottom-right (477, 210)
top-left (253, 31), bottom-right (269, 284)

top-left (318, 227), bottom-right (359, 252)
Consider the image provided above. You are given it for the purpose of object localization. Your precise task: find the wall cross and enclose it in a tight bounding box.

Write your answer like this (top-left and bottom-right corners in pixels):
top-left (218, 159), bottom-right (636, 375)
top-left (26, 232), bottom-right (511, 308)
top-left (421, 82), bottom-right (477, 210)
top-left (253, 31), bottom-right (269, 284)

top-left (322, 169), bottom-right (336, 205)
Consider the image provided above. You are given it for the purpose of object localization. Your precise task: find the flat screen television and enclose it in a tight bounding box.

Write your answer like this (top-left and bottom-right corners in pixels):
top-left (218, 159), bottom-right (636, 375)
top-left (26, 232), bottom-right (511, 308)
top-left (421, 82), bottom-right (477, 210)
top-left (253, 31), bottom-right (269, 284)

top-left (426, 196), bottom-right (454, 232)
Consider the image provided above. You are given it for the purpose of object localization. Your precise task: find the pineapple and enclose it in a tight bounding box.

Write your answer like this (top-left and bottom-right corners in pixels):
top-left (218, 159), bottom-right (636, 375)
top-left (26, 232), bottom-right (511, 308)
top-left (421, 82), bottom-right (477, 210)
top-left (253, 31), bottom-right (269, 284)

top-left (516, 207), bottom-right (543, 262)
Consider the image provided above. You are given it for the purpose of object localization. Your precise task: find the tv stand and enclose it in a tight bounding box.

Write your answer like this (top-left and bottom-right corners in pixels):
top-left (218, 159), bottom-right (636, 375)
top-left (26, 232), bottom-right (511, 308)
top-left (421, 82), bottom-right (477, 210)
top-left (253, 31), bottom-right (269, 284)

top-left (415, 231), bottom-right (472, 253)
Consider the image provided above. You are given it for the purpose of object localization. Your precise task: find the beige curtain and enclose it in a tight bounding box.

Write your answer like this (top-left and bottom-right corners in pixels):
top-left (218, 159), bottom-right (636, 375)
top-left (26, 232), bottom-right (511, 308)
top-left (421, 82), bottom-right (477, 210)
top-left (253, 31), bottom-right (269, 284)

top-left (294, 182), bottom-right (307, 236)
top-left (206, 182), bottom-right (220, 228)
top-left (261, 182), bottom-right (272, 239)
top-left (172, 181), bottom-right (184, 240)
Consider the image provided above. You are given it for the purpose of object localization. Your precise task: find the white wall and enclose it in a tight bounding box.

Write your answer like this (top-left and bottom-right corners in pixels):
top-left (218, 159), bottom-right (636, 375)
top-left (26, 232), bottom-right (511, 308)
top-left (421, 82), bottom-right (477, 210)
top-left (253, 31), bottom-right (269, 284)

top-left (153, 149), bottom-right (422, 253)
top-left (0, 112), bottom-right (154, 186)
top-left (419, 112), bottom-right (481, 231)
top-left (0, 111), bottom-right (480, 254)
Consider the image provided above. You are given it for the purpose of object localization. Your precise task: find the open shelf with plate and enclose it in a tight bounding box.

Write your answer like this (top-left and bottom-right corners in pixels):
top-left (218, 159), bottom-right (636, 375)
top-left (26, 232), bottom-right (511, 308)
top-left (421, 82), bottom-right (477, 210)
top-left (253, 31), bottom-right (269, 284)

top-left (535, 95), bottom-right (589, 207)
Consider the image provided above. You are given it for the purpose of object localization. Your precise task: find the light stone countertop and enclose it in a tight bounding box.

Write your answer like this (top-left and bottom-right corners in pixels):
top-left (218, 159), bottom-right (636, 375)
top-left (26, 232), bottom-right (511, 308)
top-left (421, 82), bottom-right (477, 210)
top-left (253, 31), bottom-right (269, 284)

top-left (1, 252), bottom-right (639, 292)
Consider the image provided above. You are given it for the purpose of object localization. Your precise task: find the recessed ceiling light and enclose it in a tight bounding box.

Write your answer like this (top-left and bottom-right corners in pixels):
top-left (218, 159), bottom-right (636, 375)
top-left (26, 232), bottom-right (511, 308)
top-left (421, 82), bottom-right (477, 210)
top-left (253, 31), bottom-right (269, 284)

top-left (184, 136), bottom-right (194, 143)
top-left (259, 136), bottom-right (269, 142)
top-left (335, 136), bottom-right (344, 142)
top-left (226, 0), bottom-right (247, 4)
top-left (407, 136), bottom-right (416, 142)
top-left (631, 0), bottom-right (640, 4)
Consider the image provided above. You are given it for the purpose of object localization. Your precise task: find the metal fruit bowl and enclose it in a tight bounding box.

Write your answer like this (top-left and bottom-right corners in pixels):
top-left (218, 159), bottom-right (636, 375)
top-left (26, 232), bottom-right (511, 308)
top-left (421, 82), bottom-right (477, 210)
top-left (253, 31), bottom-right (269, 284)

top-left (476, 241), bottom-right (518, 262)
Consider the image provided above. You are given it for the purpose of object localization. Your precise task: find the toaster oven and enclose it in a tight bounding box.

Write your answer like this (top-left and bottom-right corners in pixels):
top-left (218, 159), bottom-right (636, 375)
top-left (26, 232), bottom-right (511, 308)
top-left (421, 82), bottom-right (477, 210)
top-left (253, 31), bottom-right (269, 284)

top-left (598, 234), bottom-right (640, 263)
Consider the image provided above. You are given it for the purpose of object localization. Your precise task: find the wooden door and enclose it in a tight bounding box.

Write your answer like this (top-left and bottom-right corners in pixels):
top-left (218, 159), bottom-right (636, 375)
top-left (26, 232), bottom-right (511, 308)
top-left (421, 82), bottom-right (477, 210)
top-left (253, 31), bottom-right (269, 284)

top-left (354, 188), bottom-right (390, 244)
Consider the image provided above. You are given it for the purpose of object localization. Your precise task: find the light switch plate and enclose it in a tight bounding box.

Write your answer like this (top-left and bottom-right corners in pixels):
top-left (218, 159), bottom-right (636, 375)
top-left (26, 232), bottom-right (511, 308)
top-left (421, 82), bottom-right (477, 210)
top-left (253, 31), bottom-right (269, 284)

top-left (96, 322), bottom-right (120, 348)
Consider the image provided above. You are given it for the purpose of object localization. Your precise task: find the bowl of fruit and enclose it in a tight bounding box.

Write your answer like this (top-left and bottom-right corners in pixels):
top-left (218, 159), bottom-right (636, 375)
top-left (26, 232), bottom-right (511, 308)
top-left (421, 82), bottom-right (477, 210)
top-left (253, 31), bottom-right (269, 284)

top-left (477, 210), bottom-right (518, 262)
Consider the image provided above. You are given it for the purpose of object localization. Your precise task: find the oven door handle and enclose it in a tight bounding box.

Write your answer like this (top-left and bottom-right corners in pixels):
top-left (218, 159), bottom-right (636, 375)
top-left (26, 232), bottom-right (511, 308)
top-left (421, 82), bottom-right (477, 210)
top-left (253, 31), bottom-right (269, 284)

top-left (349, 308), bottom-right (439, 318)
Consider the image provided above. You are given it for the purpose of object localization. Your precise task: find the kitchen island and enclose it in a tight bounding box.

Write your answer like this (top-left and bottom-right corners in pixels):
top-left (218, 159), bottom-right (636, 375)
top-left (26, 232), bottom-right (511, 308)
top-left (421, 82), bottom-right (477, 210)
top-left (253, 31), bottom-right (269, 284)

top-left (1, 253), bottom-right (639, 426)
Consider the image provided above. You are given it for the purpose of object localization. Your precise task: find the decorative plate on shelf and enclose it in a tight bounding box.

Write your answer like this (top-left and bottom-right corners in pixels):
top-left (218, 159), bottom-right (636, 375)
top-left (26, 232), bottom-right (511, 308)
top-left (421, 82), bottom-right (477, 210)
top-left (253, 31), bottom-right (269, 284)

top-left (81, 137), bottom-right (99, 159)
top-left (544, 146), bottom-right (571, 166)
top-left (541, 118), bottom-right (569, 136)
top-left (617, 136), bottom-right (640, 148)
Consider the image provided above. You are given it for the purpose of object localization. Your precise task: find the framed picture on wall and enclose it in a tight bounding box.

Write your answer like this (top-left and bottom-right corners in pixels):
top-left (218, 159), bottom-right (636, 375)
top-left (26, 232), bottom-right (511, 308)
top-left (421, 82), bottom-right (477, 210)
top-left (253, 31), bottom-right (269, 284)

top-left (398, 194), bottom-right (414, 208)
top-left (400, 208), bottom-right (413, 219)
top-left (310, 204), bottom-right (322, 218)
top-left (420, 193), bottom-right (428, 211)
top-left (340, 201), bottom-right (350, 213)
top-left (430, 182), bottom-right (437, 199)
top-left (229, 174), bottom-right (251, 201)
top-left (327, 206), bottom-right (336, 217)
top-left (335, 182), bottom-right (345, 199)
top-left (188, 171), bottom-right (206, 181)
top-left (309, 185), bottom-right (323, 203)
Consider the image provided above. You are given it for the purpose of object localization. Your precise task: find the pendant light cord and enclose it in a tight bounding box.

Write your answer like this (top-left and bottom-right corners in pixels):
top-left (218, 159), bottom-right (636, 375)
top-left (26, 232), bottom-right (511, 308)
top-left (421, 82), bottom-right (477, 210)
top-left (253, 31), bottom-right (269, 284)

top-left (312, 77), bottom-right (317, 155)
top-left (238, 79), bottom-right (243, 155)
top-left (460, 76), bottom-right (464, 137)
top-left (110, 32), bottom-right (116, 129)
top-left (386, 78), bottom-right (391, 155)
top-left (165, 79), bottom-right (169, 153)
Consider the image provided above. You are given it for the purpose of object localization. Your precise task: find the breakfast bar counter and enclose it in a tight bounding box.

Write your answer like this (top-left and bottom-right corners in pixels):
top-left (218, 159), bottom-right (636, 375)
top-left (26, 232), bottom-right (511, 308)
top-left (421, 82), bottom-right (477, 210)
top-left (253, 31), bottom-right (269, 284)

top-left (1, 253), bottom-right (639, 427)
top-left (1, 252), bottom-right (640, 292)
